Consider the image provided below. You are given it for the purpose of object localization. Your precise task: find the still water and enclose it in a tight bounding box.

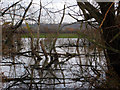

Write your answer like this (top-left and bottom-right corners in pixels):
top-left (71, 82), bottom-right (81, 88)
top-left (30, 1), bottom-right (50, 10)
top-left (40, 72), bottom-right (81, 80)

top-left (2, 38), bottom-right (106, 89)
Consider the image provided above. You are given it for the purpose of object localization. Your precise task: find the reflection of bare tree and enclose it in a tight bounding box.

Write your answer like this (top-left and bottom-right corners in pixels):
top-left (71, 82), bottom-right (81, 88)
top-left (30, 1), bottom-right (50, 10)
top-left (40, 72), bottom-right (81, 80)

top-left (2, 37), bottom-right (106, 89)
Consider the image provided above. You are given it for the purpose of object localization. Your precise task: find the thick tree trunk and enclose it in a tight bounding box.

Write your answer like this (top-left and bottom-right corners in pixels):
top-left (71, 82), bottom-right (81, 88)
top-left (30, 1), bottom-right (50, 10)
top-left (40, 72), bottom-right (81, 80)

top-left (104, 27), bottom-right (120, 77)
top-left (100, 3), bottom-right (120, 77)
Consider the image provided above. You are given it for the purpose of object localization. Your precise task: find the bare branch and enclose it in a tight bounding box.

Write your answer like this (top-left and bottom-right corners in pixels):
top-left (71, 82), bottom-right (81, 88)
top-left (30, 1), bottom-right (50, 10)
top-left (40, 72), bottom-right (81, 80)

top-left (14, 0), bottom-right (33, 29)
top-left (1, 0), bottom-right (22, 16)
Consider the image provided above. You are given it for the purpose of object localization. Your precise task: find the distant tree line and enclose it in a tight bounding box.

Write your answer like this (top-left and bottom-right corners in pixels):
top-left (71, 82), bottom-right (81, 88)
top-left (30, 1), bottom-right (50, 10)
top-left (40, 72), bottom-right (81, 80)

top-left (17, 24), bottom-right (81, 34)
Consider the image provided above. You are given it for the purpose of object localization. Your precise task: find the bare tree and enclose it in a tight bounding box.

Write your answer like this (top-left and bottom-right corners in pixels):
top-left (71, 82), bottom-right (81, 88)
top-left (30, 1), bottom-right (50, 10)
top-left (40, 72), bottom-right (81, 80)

top-left (76, 1), bottom-right (120, 86)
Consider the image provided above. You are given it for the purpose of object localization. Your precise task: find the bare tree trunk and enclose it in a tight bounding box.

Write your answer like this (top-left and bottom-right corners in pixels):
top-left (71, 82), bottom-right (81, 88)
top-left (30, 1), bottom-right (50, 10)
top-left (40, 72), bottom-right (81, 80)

top-left (77, 2), bottom-right (120, 78)
top-left (99, 3), bottom-right (120, 77)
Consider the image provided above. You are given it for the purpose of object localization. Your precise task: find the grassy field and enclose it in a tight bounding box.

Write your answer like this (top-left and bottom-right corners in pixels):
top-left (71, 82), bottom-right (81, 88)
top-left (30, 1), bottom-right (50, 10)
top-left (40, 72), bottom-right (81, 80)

top-left (22, 33), bottom-right (79, 38)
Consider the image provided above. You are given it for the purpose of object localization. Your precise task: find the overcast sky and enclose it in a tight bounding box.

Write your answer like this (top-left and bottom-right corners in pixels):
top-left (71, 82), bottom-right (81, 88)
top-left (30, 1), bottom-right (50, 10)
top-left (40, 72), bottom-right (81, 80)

top-left (1, 0), bottom-right (81, 23)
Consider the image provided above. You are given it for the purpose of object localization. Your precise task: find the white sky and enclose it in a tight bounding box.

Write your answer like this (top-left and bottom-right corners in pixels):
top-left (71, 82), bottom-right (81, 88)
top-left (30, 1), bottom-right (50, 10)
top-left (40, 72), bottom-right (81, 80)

top-left (33, 0), bottom-right (80, 23)
top-left (1, 0), bottom-right (81, 23)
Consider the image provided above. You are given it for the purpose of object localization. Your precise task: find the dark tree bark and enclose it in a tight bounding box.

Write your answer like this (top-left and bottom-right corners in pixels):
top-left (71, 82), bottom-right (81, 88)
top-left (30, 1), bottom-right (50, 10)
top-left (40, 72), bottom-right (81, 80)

top-left (99, 3), bottom-right (120, 77)
top-left (77, 2), bottom-right (120, 77)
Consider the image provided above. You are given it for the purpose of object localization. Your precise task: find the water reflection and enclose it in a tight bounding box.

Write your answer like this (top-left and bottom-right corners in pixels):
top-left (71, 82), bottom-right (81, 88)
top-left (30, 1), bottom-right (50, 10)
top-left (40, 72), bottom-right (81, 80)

top-left (1, 38), bottom-right (107, 89)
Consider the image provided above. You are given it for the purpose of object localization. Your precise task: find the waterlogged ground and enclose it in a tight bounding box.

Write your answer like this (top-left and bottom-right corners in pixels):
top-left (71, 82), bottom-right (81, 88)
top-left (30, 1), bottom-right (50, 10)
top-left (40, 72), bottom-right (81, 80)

top-left (2, 38), bottom-right (107, 89)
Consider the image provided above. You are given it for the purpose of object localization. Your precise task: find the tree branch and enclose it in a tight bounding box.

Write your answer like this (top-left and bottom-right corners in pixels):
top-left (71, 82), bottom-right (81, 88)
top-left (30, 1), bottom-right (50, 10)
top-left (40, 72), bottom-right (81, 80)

top-left (1, 0), bottom-right (22, 16)
top-left (13, 0), bottom-right (33, 29)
